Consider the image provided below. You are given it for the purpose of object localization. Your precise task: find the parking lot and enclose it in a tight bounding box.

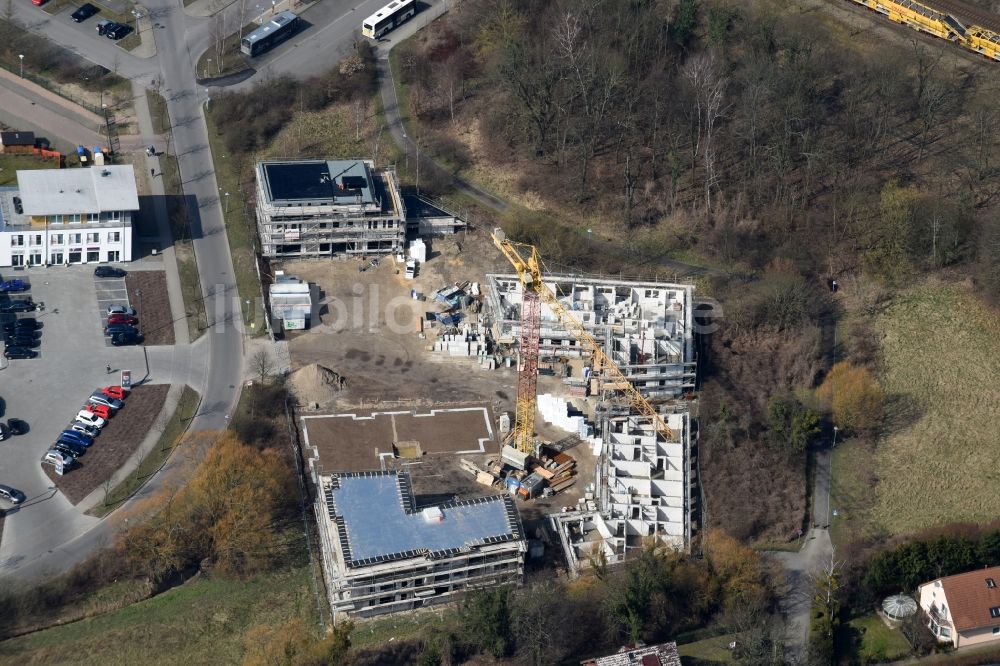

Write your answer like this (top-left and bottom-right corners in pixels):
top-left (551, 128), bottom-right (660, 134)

top-left (94, 273), bottom-right (131, 347)
top-left (0, 265), bottom-right (162, 563)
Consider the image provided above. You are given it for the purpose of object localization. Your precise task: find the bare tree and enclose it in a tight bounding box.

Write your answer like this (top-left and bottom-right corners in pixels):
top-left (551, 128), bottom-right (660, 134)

top-left (683, 52), bottom-right (728, 211)
top-left (251, 348), bottom-right (274, 386)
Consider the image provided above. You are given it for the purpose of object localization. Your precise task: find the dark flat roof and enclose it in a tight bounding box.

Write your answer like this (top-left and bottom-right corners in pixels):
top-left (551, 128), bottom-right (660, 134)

top-left (326, 471), bottom-right (522, 569)
top-left (261, 159), bottom-right (375, 206)
top-left (1, 131), bottom-right (35, 146)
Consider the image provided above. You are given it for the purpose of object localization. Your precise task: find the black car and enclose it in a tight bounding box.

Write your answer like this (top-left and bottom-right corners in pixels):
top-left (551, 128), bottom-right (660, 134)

top-left (111, 331), bottom-right (144, 346)
top-left (5, 336), bottom-right (39, 348)
top-left (94, 265), bottom-right (126, 278)
top-left (53, 441), bottom-right (86, 458)
top-left (0, 423), bottom-right (9, 441)
top-left (3, 318), bottom-right (40, 332)
top-left (7, 419), bottom-right (28, 436)
top-left (106, 23), bottom-right (130, 40)
top-left (0, 300), bottom-right (37, 313)
top-left (70, 3), bottom-right (98, 21)
top-left (4, 347), bottom-right (37, 359)
top-left (96, 18), bottom-right (113, 35)
top-left (104, 324), bottom-right (138, 337)
top-left (3, 327), bottom-right (40, 338)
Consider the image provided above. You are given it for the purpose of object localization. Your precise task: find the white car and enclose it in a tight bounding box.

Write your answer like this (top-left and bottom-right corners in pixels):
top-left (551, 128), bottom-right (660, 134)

top-left (106, 304), bottom-right (137, 317)
top-left (75, 410), bottom-right (106, 428)
top-left (42, 449), bottom-right (75, 468)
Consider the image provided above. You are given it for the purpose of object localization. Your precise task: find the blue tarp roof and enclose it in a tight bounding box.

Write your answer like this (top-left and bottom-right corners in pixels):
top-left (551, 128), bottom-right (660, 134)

top-left (327, 472), bottom-right (520, 568)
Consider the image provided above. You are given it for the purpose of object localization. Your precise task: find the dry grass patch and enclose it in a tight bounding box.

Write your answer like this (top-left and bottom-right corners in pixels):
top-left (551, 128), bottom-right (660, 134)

top-left (870, 282), bottom-right (1000, 533)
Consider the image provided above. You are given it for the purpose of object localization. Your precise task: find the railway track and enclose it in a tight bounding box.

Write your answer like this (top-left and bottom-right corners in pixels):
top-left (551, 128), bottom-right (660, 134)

top-left (925, 0), bottom-right (1000, 32)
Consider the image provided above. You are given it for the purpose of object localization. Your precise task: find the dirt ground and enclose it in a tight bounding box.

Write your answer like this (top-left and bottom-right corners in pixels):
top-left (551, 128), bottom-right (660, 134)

top-left (125, 272), bottom-right (175, 346)
top-left (279, 230), bottom-right (514, 410)
top-left (44, 384), bottom-right (171, 504)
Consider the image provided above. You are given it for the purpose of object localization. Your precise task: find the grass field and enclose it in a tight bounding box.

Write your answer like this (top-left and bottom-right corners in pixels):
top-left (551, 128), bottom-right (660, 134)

top-left (863, 283), bottom-right (1000, 534)
top-left (0, 565), bottom-right (317, 665)
top-left (0, 154), bottom-right (60, 185)
top-left (677, 633), bottom-right (736, 663)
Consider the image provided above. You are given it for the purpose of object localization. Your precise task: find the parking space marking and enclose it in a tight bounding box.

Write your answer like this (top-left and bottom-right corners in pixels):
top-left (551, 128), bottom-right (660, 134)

top-left (94, 276), bottom-right (131, 348)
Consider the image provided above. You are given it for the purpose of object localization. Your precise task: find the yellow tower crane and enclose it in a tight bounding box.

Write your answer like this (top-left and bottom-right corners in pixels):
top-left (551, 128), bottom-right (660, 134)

top-left (491, 228), bottom-right (675, 454)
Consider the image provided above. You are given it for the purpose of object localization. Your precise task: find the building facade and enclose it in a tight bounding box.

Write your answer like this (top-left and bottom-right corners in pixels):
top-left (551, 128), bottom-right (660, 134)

top-left (486, 275), bottom-right (696, 398)
top-left (0, 165), bottom-right (136, 267)
top-left (254, 159), bottom-right (405, 258)
top-left (918, 566), bottom-right (1000, 648)
top-left (316, 471), bottom-right (526, 618)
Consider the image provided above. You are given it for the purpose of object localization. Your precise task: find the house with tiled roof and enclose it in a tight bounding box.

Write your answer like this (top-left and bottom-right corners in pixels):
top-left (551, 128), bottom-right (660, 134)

top-left (918, 565), bottom-right (1000, 648)
top-left (581, 641), bottom-right (681, 666)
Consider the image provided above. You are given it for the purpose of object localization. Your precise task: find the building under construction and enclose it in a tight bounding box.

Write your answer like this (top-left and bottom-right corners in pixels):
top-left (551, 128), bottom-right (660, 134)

top-left (486, 275), bottom-right (696, 398)
top-left (550, 411), bottom-right (693, 576)
top-left (316, 470), bottom-right (526, 618)
top-left (254, 159), bottom-right (405, 258)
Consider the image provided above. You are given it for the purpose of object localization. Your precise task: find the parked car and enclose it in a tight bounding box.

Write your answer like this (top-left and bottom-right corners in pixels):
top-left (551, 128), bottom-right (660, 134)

top-left (84, 403), bottom-right (112, 420)
top-left (89, 392), bottom-right (123, 410)
top-left (104, 324), bottom-right (138, 337)
top-left (0, 300), bottom-right (38, 313)
top-left (75, 410), bottom-right (106, 428)
top-left (0, 423), bottom-right (9, 441)
top-left (111, 331), bottom-right (144, 346)
top-left (101, 386), bottom-right (126, 400)
top-left (31, 0), bottom-right (46, 6)
top-left (107, 314), bottom-right (138, 326)
top-left (53, 440), bottom-right (86, 458)
top-left (94, 265), bottom-right (126, 278)
top-left (68, 422), bottom-right (98, 438)
top-left (106, 305), bottom-right (136, 317)
top-left (4, 347), bottom-right (38, 359)
top-left (0, 484), bottom-right (25, 504)
top-left (3, 327), bottom-right (40, 338)
top-left (96, 18), bottom-right (113, 34)
top-left (4, 336), bottom-right (39, 349)
top-left (70, 3), bottom-right (98, 21)
top-left (59, 429), bottom-right (93, 447)
top-left (42, 449), bottom-right (74, 468)
top-left (106, 23), bottom-right (130, 39)
top-left (7, 418), bottom-right (28, 436)
top-left (3, 318), bottom-right (40, 332)
top-left (0, 279), bottom-right (28, 293)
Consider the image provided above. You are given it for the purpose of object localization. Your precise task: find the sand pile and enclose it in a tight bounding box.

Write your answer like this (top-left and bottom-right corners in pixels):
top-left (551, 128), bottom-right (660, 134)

top-left (288, 363), bottom-right (346, 407)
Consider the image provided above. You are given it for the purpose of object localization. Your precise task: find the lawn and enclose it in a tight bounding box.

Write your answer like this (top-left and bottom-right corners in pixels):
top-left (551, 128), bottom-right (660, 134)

top-left (0, 154), bottom-right (60, 185)
top-left (145, 90), bottom-right (170, 135)
top-left (841, 613), bottom-right (911, 664)
top-left (0, 565), bottom-right (318, 665)
top-left (677, 633), bottom-right (736, 663)
top-left (87, 386), bottom-right (200, 518)
top-left (865, 283), bottom-right (1000, 534)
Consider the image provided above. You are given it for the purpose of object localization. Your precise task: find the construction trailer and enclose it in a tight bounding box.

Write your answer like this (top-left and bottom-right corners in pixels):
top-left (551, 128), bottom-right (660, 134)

top-left (316, 471), bottom-right (527, 618)
top-left (254, 159), bottom-right (405, 258)
top-left (486, 275), bottom-right (696, 398)
top-left (268, 272), bottom-right (313, 330)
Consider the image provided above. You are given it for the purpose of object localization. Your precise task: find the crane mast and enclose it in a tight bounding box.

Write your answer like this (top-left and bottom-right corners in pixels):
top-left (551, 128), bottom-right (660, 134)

top-left (491, 229), bottom-right (675, 451)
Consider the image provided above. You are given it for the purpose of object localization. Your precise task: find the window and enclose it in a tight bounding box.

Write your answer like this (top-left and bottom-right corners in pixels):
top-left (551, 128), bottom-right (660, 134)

top-left (107, 251), bottom-right (119, 262)
top-left (106, 210), bottom-right (121, 221)
top-left (940, 627), bottom-right (951, 638)
top-left (86, 233), bottom-right (100, 243)
top-left (109, 231), bottom-right (120, 243)
top-left (991, 607), bottom-right (1000, 619)
top-left (994, 627), bottom-right (1000, 635)
top-left (33, 234), bottom-right (42, 246)
top-left (11, 235), bottom-right (23, 247)
top-left (86, 250), bottom-right (100, 262)
top-left (70, 233), bottom-right (82, 244)
top-left (51, 234), bottom-right (63, 245)
top-left (11, 254), bottom-right (23, 266)
top-left (87, 213), bottom-right (99, 223)
top-left (988, 578), bottom-right (996, 589)
top-left (50, 252), bottom-right (63, 265)
top-left (51, 214), bottom-right (63, 224)
top-left (67, 214), bottom-right (81, 223)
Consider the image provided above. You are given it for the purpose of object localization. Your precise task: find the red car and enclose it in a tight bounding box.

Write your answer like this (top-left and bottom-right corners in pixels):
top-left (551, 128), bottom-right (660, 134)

top-left (102, 386), bottom-right (126, 400)
top-left (31, 0), bottom-right (45, 6)
top-left (107, 314), bottom-right (138, 326)
top-left (85, 403), bottom-right (112, 420)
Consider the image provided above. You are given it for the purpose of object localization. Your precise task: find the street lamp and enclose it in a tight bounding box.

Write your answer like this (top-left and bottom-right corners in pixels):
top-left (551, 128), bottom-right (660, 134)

top-left (832, 425), bottom-right (839, 448)
top-left (205, 58), bottom-right (212, 79)
top-left (18, 54), bottom-right (23, 79)
top-left (270, 0), bottom-right (275, 15)
top-left (224, 191), bottom-right (230, 213)
top-left (135, 289), bottom-right (142, 335)
top-left (244, 298), bottom-right (251, 327)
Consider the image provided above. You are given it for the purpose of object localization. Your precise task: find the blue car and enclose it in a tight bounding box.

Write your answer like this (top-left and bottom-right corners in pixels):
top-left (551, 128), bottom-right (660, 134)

top-left (59, 430), bottom-right (93, 447)
top-left (0, 279), bottom-right (28, 293)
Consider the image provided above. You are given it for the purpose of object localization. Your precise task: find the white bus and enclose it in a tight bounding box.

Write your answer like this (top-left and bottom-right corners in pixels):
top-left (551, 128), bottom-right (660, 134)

top-left (362, 0), bottom-right (416, 39)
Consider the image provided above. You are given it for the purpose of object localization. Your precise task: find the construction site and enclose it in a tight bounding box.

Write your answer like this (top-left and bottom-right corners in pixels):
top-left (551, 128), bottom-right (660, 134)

top-left (279, 214), bottom-right (698, 618)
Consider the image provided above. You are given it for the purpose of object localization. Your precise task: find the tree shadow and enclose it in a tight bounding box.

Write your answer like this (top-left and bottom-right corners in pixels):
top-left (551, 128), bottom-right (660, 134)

top-left (880, 392), bottom-right (924, 436)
